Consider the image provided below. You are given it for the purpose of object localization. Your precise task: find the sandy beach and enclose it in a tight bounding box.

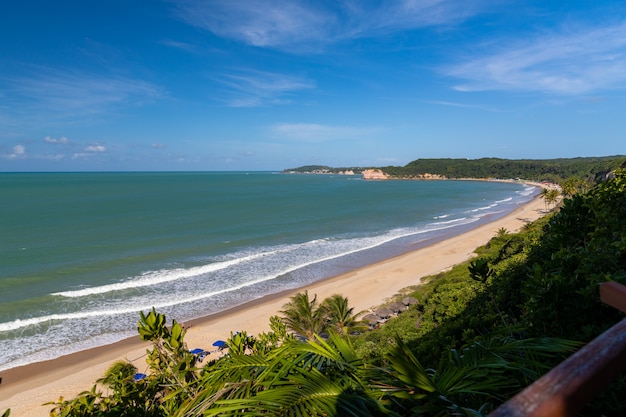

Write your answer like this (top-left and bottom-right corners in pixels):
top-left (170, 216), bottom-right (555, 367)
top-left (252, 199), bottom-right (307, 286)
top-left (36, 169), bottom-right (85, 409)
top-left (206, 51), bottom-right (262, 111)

top-left (0, 186), bottom-right (548, 416)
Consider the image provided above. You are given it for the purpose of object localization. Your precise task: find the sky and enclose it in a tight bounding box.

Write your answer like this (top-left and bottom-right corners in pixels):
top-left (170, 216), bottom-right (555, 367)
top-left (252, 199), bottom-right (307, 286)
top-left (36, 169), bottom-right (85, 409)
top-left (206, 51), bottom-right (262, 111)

top-left (1, 1), bottom-right (625, 171)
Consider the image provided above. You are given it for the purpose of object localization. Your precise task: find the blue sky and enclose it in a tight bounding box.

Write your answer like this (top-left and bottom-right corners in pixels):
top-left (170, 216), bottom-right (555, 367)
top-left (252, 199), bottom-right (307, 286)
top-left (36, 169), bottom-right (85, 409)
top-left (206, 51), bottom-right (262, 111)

top-left (1, 1), bottom-right (625, 171)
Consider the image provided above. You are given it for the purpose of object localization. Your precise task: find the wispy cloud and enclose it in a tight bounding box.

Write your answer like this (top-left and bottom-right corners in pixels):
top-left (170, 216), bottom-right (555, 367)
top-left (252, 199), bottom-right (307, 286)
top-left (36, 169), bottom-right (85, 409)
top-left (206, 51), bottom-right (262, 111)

top-left (446, 21), bottom-right (626, 95)
top-left (2, 68), bottom-right (164, 123)
top-left (271, 123), bottom-right (380, 142)
top-left (428, 100), bottom-right (503, 112)
top-left (44, 136), bottom-right (70, 144)
top-left (85, 144), bottom-right (106, 152)
top-left (217, 69), bottom-right (315, 107)
top-left (173, 0), bottom-right (486, 50)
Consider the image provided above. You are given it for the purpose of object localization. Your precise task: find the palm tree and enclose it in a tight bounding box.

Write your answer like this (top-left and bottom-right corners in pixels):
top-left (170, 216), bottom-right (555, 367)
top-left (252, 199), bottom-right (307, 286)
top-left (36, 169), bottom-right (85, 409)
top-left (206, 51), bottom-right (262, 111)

top-left (320, 294), bottom-right (368, 336)
top-left (540, 187), bottom-right (560, 212)
top-left (546, 188), bottom-right (559, 209)
top-left (279, 291), bottom-right (325, 339)
top-left (540, 187), bottom-right (550, 212)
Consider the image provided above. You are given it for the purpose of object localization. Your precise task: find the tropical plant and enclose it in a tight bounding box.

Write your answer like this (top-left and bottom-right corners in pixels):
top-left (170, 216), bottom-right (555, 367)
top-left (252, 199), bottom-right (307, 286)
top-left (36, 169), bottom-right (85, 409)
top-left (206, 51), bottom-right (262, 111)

top-left (48, 308), bottom-right (201, 416)
top-left (173, 331), bottom-right (388, 417)
top-left (539, 187), bottom-right (561, 211)
top-left (320, 294), bottom-right (368, 335)
top-left (279, 290), bottom-right (326, 338)
top-left (381, 335), bottom-right (578, 416)
top-left (468, 258), bottom-right (493, 284)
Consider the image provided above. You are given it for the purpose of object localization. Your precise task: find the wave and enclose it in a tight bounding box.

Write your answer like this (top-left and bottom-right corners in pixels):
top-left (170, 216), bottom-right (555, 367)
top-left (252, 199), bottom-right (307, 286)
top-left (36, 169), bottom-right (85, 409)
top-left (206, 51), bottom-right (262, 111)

top-left (467, 203), bottom-right (498, 213)
top-left (52, 248), bottom-right (296, 298)
top-left (1, 216), bottom-right (483, 333)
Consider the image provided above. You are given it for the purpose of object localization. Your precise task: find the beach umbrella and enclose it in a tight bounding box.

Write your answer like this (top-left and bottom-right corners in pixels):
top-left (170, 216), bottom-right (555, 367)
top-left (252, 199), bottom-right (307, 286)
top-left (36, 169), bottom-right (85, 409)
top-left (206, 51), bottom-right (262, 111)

top-left (362, 314), bottom-right (381, 324)
top-left (375, 308), bottom-right (394, 319)
top-left (190, 348), bottom-right (204, 355)
top-left (212, 340), bottom-right (227, 348)
top-left (388, 302), bottom-right (406, 313)
top-left (133, 373), bottom-right (147, 381)
top-left (402, 296), bottom-right (418, 306)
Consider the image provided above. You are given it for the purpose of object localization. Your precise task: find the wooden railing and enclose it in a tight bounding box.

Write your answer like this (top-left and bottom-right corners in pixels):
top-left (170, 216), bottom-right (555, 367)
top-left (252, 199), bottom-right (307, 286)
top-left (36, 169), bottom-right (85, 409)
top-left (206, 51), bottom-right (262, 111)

top-left (489, 282), bottom-right (626, 417)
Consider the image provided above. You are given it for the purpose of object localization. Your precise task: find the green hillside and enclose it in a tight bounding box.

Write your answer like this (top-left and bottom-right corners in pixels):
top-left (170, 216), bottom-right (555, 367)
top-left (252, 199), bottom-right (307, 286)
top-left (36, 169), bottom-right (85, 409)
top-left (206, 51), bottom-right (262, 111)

top-left (382, 155), bottom-right (626, 182)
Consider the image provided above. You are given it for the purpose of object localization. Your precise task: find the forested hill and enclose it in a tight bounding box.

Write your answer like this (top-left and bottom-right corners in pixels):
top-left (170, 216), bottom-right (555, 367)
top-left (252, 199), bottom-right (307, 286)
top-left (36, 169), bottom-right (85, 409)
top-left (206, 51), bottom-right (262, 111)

top-left (285, 156), bottom-right (626, 183)
top-left (382, 156), bottom-right (626, 182)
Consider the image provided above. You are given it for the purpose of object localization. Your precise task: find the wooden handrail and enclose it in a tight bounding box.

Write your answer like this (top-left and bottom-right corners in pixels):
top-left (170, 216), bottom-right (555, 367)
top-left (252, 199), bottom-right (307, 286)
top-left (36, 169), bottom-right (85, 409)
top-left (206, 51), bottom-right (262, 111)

top-left (489, 282), bottom-right (626, 417)
top-left (600, 281), bottom-right (626, 313)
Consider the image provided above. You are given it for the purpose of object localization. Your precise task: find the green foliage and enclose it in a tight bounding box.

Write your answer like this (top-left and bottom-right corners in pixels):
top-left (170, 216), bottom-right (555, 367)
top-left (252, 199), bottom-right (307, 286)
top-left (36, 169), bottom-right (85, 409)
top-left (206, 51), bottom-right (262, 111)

top-left (320, 294), bottom-right (369, 335)
top-left (279, 290), bottom-right (325, 338)
top-left (279, 292), bottom-right (368, 338)
top-left (174, 332), bottom-right (386, 417)
top-left (469, 258), bottom-right (493, 284)
top-left (48, 308), bottom-right (200, 416)
top-left (379, 335), bottom-right (578, 417)
top-left (382, 156), bottom-right (625, 184)
top-left (521, 169), bottom-right (626, 340)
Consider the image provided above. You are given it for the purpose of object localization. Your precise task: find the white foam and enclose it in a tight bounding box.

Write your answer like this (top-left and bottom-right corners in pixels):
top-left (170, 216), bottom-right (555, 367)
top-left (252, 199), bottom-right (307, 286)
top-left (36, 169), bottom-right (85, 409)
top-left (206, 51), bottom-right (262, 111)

top-left (52, 249), bottom-right (289, 298)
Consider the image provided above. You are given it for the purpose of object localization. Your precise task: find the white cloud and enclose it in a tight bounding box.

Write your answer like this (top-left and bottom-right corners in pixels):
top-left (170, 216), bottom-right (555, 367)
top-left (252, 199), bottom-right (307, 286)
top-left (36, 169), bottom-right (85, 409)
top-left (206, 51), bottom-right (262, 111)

top-left (446, 21), bottom-right (626, 95)
top-left (3, 144), bottom-right (26, 159)
top-left (218, 69), bottom-right (315, 107)
top-left (174, 1), bottom-right (332, 48)
top-left (44, 136), bottom-right (69, 144)
top-left (173, 0), bottom-right (485, 50)
top-left (271, 123), bottom-right (379, 142)
top-left (85, 145), bottom-right (106, 152)
top-left (5, 69), bottom-right (164, 123)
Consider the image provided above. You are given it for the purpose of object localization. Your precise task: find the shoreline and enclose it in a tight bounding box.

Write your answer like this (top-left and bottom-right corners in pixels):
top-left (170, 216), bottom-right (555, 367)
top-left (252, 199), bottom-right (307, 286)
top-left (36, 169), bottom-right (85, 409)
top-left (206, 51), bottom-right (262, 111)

top-left (0, 186), bottom-right (548, 416)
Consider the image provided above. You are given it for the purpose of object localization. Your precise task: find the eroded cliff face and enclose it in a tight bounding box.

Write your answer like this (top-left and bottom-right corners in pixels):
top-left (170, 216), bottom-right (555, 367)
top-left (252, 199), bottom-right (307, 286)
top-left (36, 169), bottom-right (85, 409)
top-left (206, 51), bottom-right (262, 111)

top-left (362, 169), bottom-right (390, 179)
top-left (362, 169), bottom-right (448, 180)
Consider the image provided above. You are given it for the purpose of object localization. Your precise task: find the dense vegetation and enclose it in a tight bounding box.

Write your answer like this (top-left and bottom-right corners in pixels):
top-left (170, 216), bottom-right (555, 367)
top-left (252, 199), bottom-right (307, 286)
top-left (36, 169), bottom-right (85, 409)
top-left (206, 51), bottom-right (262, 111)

top-left (282, 165), bottom-right (366, 174)
top-left (5, 168), bottom-right (625, 417)
top-left (381, 156), bottom-right (626, 183)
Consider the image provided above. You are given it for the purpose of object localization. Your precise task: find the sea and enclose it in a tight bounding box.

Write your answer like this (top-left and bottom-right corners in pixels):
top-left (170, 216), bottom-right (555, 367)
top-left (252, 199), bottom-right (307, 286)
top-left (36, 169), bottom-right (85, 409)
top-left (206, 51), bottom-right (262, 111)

top-left (0, 172), bottom-right (537, 371)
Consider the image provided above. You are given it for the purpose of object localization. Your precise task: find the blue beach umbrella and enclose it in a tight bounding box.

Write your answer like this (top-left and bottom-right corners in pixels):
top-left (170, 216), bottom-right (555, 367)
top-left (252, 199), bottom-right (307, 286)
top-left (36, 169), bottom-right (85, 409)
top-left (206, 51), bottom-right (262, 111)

top-left (133, 373), bottom-right (147, 381)
top-left (212, 340), bottom-right (226, 348)
top-left (190, 348), bottom-right (204, 355)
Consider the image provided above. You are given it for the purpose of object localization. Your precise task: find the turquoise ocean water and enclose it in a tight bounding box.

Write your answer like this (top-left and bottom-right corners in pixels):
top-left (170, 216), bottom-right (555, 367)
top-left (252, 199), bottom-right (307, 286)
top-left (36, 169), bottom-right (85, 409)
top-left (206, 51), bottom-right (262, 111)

top-left (0, 172), bottom-right (537, 371)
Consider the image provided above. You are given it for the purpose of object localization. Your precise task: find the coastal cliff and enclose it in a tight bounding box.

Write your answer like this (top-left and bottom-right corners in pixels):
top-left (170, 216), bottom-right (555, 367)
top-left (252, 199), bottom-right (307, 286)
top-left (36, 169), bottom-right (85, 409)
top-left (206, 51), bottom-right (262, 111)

top-left (362, 169), bottom-right (446, 180)
top-left (361, 169), bottom-right (390, 180)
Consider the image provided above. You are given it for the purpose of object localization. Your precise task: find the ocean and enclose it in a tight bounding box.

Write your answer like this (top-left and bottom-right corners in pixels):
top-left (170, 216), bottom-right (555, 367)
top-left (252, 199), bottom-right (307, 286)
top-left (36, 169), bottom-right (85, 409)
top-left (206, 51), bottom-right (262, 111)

top-left (0, 172), bottom-right (537, 371)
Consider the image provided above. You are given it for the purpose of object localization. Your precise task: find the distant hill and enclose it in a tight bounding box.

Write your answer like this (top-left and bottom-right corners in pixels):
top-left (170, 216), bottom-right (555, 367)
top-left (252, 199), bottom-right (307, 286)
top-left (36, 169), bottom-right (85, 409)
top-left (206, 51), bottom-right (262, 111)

top-left (282, 165), bottom-right (364, 174)
top-left (285, 156), bottom-right (626, 183)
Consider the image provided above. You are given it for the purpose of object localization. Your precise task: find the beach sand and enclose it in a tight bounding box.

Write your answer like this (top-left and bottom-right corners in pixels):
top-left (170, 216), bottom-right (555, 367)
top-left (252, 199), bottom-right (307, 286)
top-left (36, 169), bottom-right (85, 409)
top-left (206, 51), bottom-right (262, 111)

top-left (0, 187), bottom-right (548, 416)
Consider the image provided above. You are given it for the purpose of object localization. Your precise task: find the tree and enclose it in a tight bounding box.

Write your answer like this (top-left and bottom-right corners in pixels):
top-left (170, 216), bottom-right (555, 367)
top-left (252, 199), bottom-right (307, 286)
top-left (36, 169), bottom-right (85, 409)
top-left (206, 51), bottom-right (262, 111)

top-left (320, 294), bottom-right (368, 336)
top-left (540, 187), bottom-right (560, 211)
top-left (279, 291), bottom-right (325, 338)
